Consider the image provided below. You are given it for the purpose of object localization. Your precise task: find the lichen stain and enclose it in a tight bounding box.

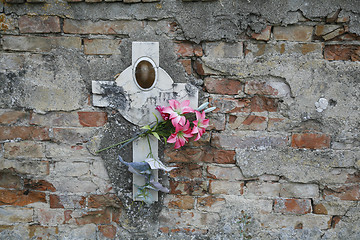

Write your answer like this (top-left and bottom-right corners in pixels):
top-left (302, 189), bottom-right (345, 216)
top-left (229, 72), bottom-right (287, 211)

top-left (280, 44), bottom-right (285, 54)
top-left (313, 203), bottom-right (328, 215)
top-left (255, 44), bottom-right (266, 56)
top-left (301, 44), bottom-right (317, 55)
top-left (0, 14), bottom-right (9, 31)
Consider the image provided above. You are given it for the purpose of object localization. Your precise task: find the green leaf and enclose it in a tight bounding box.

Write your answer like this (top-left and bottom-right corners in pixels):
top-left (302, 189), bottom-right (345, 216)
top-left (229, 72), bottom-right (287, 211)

top-left (152, 131), bottom-right (160, 140)
top-left (141, 125), bottom-right (151, 130)
top-left (152, 113), bottom-right (159, 123)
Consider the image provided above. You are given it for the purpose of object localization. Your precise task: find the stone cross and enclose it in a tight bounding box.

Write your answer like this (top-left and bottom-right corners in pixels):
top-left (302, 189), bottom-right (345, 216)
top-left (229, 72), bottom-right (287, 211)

top-left (92, 42), bottom-right (198, 201)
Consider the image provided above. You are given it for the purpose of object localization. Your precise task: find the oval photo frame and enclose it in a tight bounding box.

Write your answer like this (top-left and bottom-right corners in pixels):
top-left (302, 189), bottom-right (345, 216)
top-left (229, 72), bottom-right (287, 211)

top-left (133, 56), bottom-right (158, 91)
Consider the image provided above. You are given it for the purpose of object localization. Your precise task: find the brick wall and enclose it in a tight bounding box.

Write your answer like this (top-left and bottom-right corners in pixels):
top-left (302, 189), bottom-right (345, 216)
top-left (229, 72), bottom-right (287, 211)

top-left (1, 0), bottom-right (359, 239)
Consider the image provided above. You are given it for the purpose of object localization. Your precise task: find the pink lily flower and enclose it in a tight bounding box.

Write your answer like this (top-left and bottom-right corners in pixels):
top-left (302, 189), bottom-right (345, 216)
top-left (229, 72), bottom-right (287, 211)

top-left (191, 110), bottom-right (210, 141)
top-left (167, 120), bottom-right (193, 149)
top-left (155, 105), bottom-right (170, 121)
top-left (163, 99), bottom-right (194, 126)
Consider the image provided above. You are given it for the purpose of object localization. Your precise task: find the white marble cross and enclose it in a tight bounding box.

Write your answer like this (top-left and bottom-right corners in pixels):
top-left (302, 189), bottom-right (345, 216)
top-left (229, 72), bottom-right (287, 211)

top-left (92, 42), bottom-right (198, 202)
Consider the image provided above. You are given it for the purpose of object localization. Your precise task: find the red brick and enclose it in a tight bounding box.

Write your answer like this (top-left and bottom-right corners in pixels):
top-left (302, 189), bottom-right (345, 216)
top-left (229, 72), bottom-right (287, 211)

top-left (330, 216), bottom-right (341, 228)
top-left (30, 112), bottom-right (79, 127)
top-left (206, 165), bottom-right (244, 180)
top-left (111, 208), bottom-right (122, 224)
top-left (170, 180), bottom-right (207, 196)
top-left (63, 19), bottom-right (144, 35)
top-left (1, 160), bottom-right (50, 176)
top-left (169, 164), bottom-right (202, 179)
top-left (28, 226), bottom-right (59, 239)
top-left (84, 39), bottom-right (122, 55)
top-left (274, 198), bottom-right (312, 214)
top-left (211, 133), bottom-right (288, 150)
top-left (204, 77), bottom-right (243, 95)
top-left (19, 16), bottom-right (60, 33)
top-left (64, 210), bottom-right (73, 223)
top-left (4, 141), bottom-right (45, 159)
top-left (250, 96), bottom-right (278, 112)
top-left (24, 179), bottom-right (56, 192)
top-left (193, 44), bottom-right (203, 57)
top-left (200, 148), bottom-right (236, 164)
top-left (324, 44), bottom-right (360, 61)
top-left (167, 195), bottom-right (195, 210)
top-left (164, 148), bottom-right (204, 163)
top-left (88, 194), bottom-right (122, 208)
top-left (178, 59), bottom-right (192, 75)
top-left (197, 195), bottom-right (225, 208)
top-left (36, 209), bottom-right (65, 226)
top-left (241, 114), bottom-right (266, 125)
top-left (2, 36), bottom-right (81, 52)
top-left (52, 128), bottom-right (95, 144)
top-left (324, 185), bottom-right (360, 201)
top-left (346, 172), bottom-right (360, 183)
top-left (326, 10), bottom-right (341, 23)
top-left (193, 59), bottom-right (205, 75)
top-left (245, 182), bottom-right (280, 198)
top-left (0, 111), bottom-right (29, 125)
top-left (209, 97), bottom-right (251, 113)
top-left (0, 189), bottom-right (46, 206)
top-left (209, 180), bottom-right (244, 195)
top-left (50, 195), bottom-right (85, 209)
top-left (186, 132), bottom-right (210, 147)
top-left (50, 195), bottom-right (64, 208)
top-left (98, 225), bottom-right (117, 239)
top-left (0, 126), bottom-right (49, 141)
top-left (159, 227), bottom-right (169, 234)
top-left (75, 208), bottom-right (112, 225)
top-left (174, 41), bottom-right (194, 57)
top-left (315, 25), bottom-right (348, 41)
top-left (79, 197), bottom-right (86, 207)
top-left (268, 117), bottom-right (286, 131)
top-left (332, 33), bottom-right (360, 41)
top-left (251, 26), bottom-right (272, 41)
top-left (210, 96), bottom-right (277, 113)
top-left (280, 183), bottom-right (319, 198)
top-left (168, 21), bottom-right (179, 33)
top-left (245, 80), bottom-right (280, 96)
top-left (273, 26), bottom-right (313, 42)
top-left (78, 112), bottom-right (107, 127)
top-left (291, 133), bottom-right (331, 149)
top-left (229, 115), bottom-right (267, 131)
top-left (0, 169), bottom-right (22, 189)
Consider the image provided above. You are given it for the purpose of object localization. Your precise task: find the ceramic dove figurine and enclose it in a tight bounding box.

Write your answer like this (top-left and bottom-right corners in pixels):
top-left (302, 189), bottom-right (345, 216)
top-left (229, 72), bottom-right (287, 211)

top-left (118, 155), bottom-right (176, 200)
top-left (118, 155), bottom-right (151, 176)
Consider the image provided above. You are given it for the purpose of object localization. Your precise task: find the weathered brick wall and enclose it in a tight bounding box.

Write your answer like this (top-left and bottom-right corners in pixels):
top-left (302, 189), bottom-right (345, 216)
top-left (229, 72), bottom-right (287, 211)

top-left (0, 0), bottom-right (359, 239)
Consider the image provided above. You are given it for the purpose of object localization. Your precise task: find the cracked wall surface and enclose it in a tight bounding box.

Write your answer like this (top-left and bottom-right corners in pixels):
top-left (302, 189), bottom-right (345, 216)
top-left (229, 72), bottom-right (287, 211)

top-left (0, 0), bottom-right (359, 239)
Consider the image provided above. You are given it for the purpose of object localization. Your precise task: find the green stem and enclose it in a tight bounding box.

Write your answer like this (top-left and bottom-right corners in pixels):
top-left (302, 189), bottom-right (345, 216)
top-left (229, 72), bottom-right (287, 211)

top-left (95, 139), bottom-right (131, 154)
top-left (146, 135), bottom-right (154, 158)
top-left (95, 131), bottom-right (148, 154)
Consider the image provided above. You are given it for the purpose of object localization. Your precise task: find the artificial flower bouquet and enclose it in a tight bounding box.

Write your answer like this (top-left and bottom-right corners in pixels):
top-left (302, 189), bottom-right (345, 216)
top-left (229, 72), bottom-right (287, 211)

top-left (97, 99), bottom-right (215, 153)
top-left (96, 99), bottom-right (215, 204)
top-left (150, 99), bottom-right (214, 149)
